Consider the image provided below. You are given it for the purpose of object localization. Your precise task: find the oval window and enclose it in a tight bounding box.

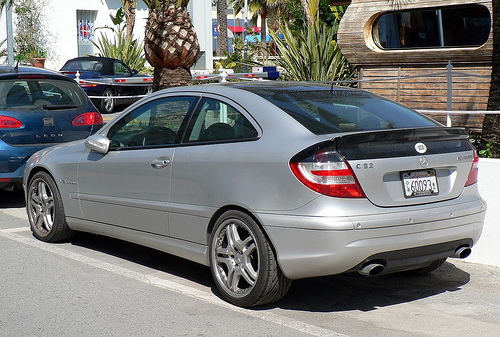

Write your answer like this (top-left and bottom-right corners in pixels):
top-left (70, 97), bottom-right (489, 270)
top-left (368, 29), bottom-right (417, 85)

top-left (373, 4), bottom-right (491, 50)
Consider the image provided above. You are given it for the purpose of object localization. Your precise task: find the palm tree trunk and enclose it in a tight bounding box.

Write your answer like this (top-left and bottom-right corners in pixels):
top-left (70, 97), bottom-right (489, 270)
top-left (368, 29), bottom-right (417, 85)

top-left (217, 0), bottom-right (229, 56)
top-left (123, 0), bottom-right (137, 40)
top-left (482, 0), bottom-right (500, 157)
top-left (144, 0), bottom-right (200, 91)
top-left (154, 67), bottom-right (192, 89)
top-left (260, 6), bottom-right (267, 43)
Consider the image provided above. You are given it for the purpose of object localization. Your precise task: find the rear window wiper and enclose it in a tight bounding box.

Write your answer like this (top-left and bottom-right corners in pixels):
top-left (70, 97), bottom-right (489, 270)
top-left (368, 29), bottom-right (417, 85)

top-left (42, 104), bottom-right (78, 110)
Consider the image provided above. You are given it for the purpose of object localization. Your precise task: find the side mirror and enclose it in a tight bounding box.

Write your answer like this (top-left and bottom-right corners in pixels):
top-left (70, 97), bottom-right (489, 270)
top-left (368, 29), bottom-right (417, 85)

top-left (131, 69), bottom-right (139, 75)
top-left (85, 134), bottom-right (110, 154)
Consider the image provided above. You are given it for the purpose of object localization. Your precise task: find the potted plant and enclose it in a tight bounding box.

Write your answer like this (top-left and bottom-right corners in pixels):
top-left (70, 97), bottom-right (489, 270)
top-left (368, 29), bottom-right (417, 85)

top-left (13, 0), bottom-right (50, 67)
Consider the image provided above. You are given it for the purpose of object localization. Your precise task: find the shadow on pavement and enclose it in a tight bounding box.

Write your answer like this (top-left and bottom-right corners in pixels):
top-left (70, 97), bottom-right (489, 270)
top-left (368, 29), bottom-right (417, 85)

top-left (272, 262), bottom-right (469, 312)
top-left (70, 231), bottom-right (470, 312)
top-left (0, 189), bottom-right (25, 209)
top-left (71, 233), bottom-right (213, 288)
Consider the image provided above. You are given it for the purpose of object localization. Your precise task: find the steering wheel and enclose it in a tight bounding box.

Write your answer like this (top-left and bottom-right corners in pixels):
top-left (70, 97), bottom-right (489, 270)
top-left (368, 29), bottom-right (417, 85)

top-left (142, 126), bottom-right (177, 146)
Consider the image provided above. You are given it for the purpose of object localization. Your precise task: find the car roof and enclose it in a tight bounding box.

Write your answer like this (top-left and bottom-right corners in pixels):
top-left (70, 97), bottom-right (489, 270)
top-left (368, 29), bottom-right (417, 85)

top-left (0, 64), bottom-right (75, 81)
top-left (152, 81), bottom-right (362, 99)
top-left (63, 56), bottom-right (124, 65)
top-left (0, 64), bottom-right (61, 76)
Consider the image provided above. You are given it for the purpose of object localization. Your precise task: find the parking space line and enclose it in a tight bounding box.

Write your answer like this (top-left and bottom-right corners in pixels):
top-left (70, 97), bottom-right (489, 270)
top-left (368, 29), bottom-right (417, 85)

top-left (0, 229), bottom-right (349, 337)
top-left (0, 227), bottom-right (30, 233)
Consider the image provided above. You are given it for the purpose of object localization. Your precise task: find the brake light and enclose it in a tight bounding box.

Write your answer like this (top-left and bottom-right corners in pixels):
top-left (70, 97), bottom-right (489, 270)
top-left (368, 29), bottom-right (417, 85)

top-left (72, 112), bottom-right (103, 126)
top-left (290, 145), bottom-right (366, 198)
top-left (465, 151), bottom-right (479, 186)
top-left (0, 116), bottom-right (23, 128)
top-left (18, 75), bottom-right (46, 79)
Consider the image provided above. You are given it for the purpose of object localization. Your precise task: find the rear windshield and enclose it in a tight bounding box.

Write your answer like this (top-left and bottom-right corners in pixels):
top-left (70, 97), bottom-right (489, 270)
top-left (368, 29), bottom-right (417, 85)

top-left (259, 89), bottom-right (439, 134)
top-left (61, 60), bottom-right (103, 72)
top-left (0, 79), bottom-right (87, 109)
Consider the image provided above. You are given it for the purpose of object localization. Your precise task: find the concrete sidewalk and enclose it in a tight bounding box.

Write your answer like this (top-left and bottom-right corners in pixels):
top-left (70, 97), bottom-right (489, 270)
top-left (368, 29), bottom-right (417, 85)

top-left (464, 158), bottom-right (500, 268)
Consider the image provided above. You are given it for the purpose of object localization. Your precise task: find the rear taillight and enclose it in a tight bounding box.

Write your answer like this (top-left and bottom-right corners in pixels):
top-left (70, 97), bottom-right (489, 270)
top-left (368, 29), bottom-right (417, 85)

top-left (72, 112), bottom-right (103, 126)
top-left (0, 116), bottom-right (23, 128)
top-left (290, 145), bottom-right (366, 198)
top-left (465, 151), bottom-right (479, 186)
top-left (79, 81), bottom-right (98, 88)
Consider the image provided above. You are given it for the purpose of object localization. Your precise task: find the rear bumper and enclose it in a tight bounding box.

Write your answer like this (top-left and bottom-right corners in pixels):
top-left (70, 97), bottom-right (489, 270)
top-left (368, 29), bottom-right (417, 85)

top-left (258, 197), bottom-right (486, 279)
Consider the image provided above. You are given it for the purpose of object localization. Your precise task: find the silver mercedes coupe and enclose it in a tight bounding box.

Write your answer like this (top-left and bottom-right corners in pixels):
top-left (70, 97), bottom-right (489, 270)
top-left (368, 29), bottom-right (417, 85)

top-left (23, 82), bottom-right (486, 307)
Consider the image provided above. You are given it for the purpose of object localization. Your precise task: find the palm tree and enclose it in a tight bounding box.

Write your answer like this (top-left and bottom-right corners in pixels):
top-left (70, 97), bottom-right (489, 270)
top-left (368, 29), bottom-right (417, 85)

top-left (481, 0), bottom-right (500, 157)
top-left (216, 0), bottom-right (229, 56)
top-left (122, 0), bottom-right (138, 39)
top-left (143, 0), bottom-right (200, 90)
top-left (229, 0), bottom-right (286, 44)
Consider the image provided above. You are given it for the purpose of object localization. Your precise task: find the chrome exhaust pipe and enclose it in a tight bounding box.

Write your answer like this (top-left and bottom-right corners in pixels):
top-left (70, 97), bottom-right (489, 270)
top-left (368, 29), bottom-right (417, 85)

top-left (453, 247), bottom-right (472, 259)
top-left (358, 263), bottom-right (385, 276)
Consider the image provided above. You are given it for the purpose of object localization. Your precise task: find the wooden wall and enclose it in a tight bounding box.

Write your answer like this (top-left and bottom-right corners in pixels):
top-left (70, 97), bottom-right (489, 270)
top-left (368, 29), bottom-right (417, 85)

top-left (337, 0), bottom-right (493, 131)
top-left (359, 64), bottom-right (491, 130)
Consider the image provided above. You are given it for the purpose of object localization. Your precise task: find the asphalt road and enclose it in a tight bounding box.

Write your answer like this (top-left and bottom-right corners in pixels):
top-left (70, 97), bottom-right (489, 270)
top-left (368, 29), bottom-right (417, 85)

top-left (1, 190), bottom-right (500, 337)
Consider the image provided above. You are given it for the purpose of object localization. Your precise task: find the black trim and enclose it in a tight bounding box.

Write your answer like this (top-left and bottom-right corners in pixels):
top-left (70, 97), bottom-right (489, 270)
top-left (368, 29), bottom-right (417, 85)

top-left (347, 239), bottom-right (473, 275)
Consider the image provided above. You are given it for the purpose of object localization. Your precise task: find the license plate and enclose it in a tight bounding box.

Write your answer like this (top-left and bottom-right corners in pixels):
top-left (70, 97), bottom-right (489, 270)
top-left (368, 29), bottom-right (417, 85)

top-left (401, 170), bottom-right (439, 198)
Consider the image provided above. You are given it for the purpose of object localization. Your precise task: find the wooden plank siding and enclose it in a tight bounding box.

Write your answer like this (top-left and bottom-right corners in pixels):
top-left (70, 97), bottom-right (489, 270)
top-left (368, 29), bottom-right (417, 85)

top-left (338, 0), bottom-right (493, 131)
top-left (359, 65), bottom-right (491, 130)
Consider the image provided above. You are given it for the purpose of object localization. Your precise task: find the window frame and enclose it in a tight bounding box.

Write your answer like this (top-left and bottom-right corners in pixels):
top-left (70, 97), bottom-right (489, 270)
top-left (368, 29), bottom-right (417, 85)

top-left (106, 95), bottom-right (201, 150)
top-left (372, 4), bottom-right (491, 51)
top-left (181, 94), bottom-right (261, 145)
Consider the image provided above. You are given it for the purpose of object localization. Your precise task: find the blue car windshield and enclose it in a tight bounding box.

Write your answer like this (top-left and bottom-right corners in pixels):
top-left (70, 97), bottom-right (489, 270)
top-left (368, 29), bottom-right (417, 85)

top-left (259, 89), bottom-right (440, 134)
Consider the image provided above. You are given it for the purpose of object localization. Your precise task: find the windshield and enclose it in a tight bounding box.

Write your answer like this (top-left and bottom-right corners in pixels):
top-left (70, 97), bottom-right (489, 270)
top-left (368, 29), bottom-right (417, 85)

top-left (0, 79), bottom-right (87, 110)
top-left (257, 89), bottom-right (440, 135)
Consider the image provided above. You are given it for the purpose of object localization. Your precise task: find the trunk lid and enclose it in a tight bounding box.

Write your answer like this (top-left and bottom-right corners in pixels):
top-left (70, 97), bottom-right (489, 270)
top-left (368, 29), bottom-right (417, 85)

top-left (336, 127), bottom-right (475, 207)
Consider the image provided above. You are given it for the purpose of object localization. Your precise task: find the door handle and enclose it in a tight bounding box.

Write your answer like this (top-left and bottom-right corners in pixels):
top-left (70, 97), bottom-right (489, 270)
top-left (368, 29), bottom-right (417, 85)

top-left (151, 157), bottom-right (171, 169)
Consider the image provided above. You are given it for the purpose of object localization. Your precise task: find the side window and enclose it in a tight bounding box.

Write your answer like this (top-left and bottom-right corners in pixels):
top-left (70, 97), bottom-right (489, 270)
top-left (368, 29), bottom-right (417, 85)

top-left (107, 96), bottom-right (197, 149)
top-left (114, 61), bottom-right (131, 76)
top-left (186, 98), bottom-right (258, 142)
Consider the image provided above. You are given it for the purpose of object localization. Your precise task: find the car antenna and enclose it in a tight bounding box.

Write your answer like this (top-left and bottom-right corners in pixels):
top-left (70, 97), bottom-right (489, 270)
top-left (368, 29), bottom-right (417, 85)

top-left (14, 61), bottom-right (19, 72)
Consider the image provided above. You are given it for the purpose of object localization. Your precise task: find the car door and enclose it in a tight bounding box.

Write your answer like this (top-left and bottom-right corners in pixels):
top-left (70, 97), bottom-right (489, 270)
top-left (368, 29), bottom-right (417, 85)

top-left (113, 60), bottom-right (141, 96)
top-left (77, 95), bottom-right (199, 236)
top-left (168, 96), bottom-right (260, 244)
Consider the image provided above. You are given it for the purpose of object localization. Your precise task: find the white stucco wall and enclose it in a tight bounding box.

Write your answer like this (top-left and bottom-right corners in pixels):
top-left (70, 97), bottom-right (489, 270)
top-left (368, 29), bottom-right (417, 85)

top-left (1, 0), bottom-right (212, 71)
top-left (464, 158), bottom-right (500, 268)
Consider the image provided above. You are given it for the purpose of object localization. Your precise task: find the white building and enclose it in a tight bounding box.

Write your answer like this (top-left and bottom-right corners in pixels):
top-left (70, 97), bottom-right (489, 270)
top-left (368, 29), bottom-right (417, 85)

top-left (1, 0), bottom-right (213, 71)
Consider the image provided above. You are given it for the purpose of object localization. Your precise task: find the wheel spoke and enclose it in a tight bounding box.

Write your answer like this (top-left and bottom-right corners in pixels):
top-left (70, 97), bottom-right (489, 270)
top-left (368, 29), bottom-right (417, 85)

top-left (29, 179), bottom-right (55, 232)
top-left (241, 243), bottom-right (258, 283)
top-left (225, 223), bottom-right (240, 250)
top-left (212, 216), bottom-right (263, 300)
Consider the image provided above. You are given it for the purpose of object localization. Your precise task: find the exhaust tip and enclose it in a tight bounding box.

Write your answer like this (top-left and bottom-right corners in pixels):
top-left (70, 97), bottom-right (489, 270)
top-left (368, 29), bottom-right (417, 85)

top-left (358, 262), bottom-right (385, 276)
top-left (453, 247), bottom-right (472, 259)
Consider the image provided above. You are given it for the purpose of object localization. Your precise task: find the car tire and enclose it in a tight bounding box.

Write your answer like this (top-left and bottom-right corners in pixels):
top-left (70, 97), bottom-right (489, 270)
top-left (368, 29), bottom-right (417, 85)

top-left (209, 210), bottom-right (292, 307)
top-left (27, 172), bottom-right (74, 242)
top-left (100, 87), bottom-right (115, 114)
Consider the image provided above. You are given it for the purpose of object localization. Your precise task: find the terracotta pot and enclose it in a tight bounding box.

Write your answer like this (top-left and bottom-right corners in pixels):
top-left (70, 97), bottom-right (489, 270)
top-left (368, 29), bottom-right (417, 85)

top-left (32, 58), bottom-right (46, 68)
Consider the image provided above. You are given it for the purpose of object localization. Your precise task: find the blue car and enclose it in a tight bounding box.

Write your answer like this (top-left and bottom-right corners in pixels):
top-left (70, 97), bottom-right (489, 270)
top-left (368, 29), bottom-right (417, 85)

top-left (0, 65), bottom-right (103, 191)
top-left (60, 56), bottom-right (153, 114)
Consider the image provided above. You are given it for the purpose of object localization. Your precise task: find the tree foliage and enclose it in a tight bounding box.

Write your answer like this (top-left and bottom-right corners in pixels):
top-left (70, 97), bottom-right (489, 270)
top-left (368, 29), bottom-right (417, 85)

top-left (92, 7), bottom-right (147, 72)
